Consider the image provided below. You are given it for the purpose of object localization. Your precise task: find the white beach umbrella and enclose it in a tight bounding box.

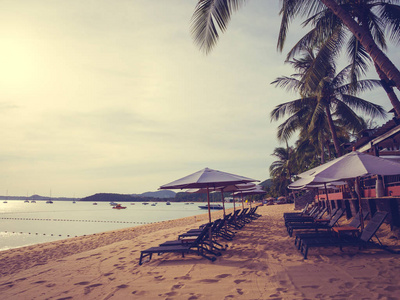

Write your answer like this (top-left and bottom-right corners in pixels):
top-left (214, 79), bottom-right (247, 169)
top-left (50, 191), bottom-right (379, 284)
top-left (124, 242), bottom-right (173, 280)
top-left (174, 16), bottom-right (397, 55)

top-left (159, 168), bottom-right (258, 223)
top-left (297, 151), bottom-right (400, 180)
top-left (185, 182), bottom-right (257, 220)
top-left (296, 151), bottom-right (400, 229)
top-left (232, 185), bottom-right (265, 208)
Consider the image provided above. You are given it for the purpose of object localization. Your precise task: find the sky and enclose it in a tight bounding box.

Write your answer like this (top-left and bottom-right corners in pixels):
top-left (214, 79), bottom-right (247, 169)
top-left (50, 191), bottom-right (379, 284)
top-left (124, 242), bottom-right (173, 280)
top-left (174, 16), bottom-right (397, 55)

top-left (1, 1), bottom-right (399, 198)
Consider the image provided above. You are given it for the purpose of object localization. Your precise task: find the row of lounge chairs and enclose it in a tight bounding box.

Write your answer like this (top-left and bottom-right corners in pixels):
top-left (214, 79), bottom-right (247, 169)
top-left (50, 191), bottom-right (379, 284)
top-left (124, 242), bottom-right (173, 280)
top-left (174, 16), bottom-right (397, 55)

top-left (139, 206), bottom-right (261, 265)
top-left (284, 205), bottom-right (389, 259)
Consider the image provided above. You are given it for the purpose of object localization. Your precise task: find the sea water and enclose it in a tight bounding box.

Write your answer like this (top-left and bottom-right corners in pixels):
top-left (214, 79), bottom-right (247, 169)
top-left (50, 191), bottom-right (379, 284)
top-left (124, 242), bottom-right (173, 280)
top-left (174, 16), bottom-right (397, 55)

top-left (0, 200), bottom-right (234, 251)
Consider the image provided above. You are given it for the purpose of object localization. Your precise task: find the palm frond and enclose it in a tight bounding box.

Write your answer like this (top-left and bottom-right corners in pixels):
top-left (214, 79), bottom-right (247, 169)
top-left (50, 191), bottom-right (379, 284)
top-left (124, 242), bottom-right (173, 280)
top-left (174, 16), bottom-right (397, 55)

top-left (377, 3), bottom-right (400, 45)
top-left (271, 76), bottom-right (302, 92)
top-left (277, 0), bottom-right (326, 51)
top-left (270, 98), bottom-right (305, 122)
top-left (346, 35), bottom-right (371, 86)
top-left (191, 0), bottom-right (245, 54)
top-left (337, 94), bottom-right (387, 118)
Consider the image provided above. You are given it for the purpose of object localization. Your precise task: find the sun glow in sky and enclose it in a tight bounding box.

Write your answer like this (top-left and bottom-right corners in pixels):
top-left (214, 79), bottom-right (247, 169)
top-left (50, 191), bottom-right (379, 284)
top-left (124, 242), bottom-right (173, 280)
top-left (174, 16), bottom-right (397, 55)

top-left (1, 1), bottom-right (398, 198)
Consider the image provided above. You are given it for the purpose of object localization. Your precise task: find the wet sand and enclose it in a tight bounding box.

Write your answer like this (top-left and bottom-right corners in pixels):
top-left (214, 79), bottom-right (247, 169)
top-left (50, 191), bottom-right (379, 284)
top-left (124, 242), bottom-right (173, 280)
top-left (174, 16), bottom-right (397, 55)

top-left (0, 204), bottom-right (399, 299)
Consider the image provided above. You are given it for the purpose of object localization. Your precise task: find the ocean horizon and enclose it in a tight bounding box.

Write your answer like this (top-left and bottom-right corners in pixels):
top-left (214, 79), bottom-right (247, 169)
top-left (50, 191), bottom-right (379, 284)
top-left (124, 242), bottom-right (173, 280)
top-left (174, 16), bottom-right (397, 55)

top-left (0, 200), bottom-right (235, 251)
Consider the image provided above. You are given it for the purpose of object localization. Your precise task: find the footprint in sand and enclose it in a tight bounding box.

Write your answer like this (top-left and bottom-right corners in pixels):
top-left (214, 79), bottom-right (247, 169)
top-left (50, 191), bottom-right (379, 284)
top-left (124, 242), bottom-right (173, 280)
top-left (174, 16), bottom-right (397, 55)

top-left (104, 272), bottom-right (114, 277)
top-left (154, 275), bottom-right (165, 281)
top-left (301, 285), bottom-right (319, 289)
top-left (75, 257), bottom-right (87, 261)
top-left (236, 288), bottom-right (244, 295)
top-left (340, 282), bottom-right (355, 289)
top-left (216, 274), bottom-right (232, 279)
top-left (56, 297), bottom-right (73, 300)
top-left (199, 279), bottom-right (219, 283)
top-left (234, 279), bottom-right (246, 284)
top-left (84, 283), bottom-right (103, 295)
top-left (116, 284), bottom-right (129, 289)
top-left (33, 280), bottom-right (47, 284)
top-left (384, 286), bottom-right (400, 292)
top-left (172, 283), bottom-right (184, 289)
top-left (74, 281), bottom-right (90, 286)
top-left (174, 275), bottom-right (191, 280)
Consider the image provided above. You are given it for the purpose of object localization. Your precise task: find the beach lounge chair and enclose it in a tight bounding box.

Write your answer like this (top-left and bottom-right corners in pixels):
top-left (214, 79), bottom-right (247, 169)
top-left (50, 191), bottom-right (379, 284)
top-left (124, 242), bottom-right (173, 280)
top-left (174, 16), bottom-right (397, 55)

top-left (287, 208), bottom-right (344, 237)
top-left (226, 209), bottom-right (248, 230)
top-left (294, 210), bottom-right (370, 249)
top-left (285, 207), bottom-right (330, 234)
top-left (283, 203), bottom-right (310, 218)
top-left (244, 206), bottom-right (261, 222)
top-left (176, 219), bottom-right (228, 251)
top-left (299, 211), bottom-right (388, 259)
top-left (226, 209), bottom-right (242, 230)
top-left (284, 207), bottom-right (327, 226)
top-left (139, 224), bottom-right (219, 265)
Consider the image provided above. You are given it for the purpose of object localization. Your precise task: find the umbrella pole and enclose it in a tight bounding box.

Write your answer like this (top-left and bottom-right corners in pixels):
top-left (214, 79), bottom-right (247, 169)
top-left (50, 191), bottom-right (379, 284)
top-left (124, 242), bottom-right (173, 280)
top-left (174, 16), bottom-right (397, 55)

top-left (241, 193), bottom-right (244, 210)
top-left (355, 177), bottom-right (365, 231)
top-left (233, 194), bottom-right (237, 223)
top-left (220, 189), bottom-right (227, 232)
top-left (207, 186), bottom-right (211, 223)
top-left (207, 186), bottom-right (213, 250)
top-left (324, 183), bottom-right (331, 215)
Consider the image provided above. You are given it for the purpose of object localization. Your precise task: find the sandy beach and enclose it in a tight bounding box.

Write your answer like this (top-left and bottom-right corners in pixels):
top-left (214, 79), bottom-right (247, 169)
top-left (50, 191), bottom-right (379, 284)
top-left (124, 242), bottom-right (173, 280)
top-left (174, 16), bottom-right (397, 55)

top-left (1, 204), bottom-right (400, 299)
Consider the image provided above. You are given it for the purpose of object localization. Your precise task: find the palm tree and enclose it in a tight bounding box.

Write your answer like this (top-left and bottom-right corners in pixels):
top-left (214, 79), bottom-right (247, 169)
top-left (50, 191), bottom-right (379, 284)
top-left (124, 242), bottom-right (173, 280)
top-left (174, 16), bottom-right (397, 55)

top-left (271, 48), bottom-right (386, 156)
top-left (270, 145), bottom-right (296, 196)
top-left (278, 0), bottom-right (400, 115)
top-left (190, 0), bottom-right (400, 111)
top-left (320, 0), bottom-right (400, 91)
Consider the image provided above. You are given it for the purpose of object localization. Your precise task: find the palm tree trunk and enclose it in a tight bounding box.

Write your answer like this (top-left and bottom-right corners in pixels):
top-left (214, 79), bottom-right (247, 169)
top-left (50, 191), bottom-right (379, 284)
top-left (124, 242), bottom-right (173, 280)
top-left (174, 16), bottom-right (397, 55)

top-left (358, 12), bottom-right (400, 116)
top-left (325, 106), bottom-right (343, 157)
top-left (320, 0), bottom-right (400, 107)
top-left (320, 142), bottom-right (325, 164)
top-left (374, 63), bottom-right (400, 115)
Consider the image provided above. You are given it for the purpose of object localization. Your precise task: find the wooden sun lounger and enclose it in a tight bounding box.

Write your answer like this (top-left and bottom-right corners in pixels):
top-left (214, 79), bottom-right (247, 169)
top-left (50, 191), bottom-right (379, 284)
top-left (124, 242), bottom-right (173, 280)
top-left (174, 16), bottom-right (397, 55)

top-left (299, 211), bottom-right (388, 259)
top-left (139, 224), bottom-right (219, 265)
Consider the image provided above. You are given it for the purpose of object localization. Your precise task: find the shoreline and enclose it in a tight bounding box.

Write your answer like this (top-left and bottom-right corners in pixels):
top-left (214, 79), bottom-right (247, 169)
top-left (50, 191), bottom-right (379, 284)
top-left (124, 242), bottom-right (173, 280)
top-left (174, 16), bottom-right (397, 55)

top-left (0, 207), bottom-right (228, 277)
top-left (1, 204), bottom-right (400, 299)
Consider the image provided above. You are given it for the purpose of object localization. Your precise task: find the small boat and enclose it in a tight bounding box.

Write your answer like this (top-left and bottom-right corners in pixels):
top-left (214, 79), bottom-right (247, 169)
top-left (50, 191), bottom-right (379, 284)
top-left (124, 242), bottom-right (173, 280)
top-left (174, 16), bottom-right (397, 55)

top-left (31, 200), bottom-right (36, 203)
top-left (72, 201), bottom-right (76, 204)
top-left (151, 203), bottom-right (157, 206)
top-left (166, 201), bottom-right (171, 205)
top-left (130, 202), bottom-right (135, 205)
top-left (93, 202), bottom-right (97, 205)
top-left (24, 200), bottom-right (30, 203)
top-left (109, 202), bottom-right (118, 206)
top-left (142, 202), bottom-right (149, 205)
top-left (184, 203), bottom-right (190, 205)
top-left (46, 200), bottom-right (53, 204)
top-left (3, 201), bottom-right (7, 203)
top-left (113, 204), bottom-right (126, 209)
top-left (198, 204), bottom-right (223, 210)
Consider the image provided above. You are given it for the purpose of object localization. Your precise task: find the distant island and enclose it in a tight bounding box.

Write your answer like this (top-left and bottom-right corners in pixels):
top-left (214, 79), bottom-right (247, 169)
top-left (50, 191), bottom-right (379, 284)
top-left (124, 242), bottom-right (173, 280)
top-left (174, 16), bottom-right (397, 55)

top-left (1, 179), bottom-right (271, 203)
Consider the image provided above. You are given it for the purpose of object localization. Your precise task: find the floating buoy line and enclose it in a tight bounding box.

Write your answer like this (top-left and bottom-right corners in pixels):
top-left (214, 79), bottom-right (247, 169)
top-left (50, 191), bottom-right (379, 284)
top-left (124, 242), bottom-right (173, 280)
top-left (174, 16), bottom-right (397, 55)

top-left (0, 216), bottom-right (153, 225)
top-left (0, 217), bottom-right (158, 239)
top-left (2, 231), bottom-right (77, 238)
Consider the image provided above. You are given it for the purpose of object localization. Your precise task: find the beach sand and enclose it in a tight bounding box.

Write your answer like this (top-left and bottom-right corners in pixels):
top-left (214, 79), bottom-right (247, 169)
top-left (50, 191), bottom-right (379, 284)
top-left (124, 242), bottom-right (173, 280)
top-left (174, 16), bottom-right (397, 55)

top-left (0, 204), bottom-right (400, 299)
